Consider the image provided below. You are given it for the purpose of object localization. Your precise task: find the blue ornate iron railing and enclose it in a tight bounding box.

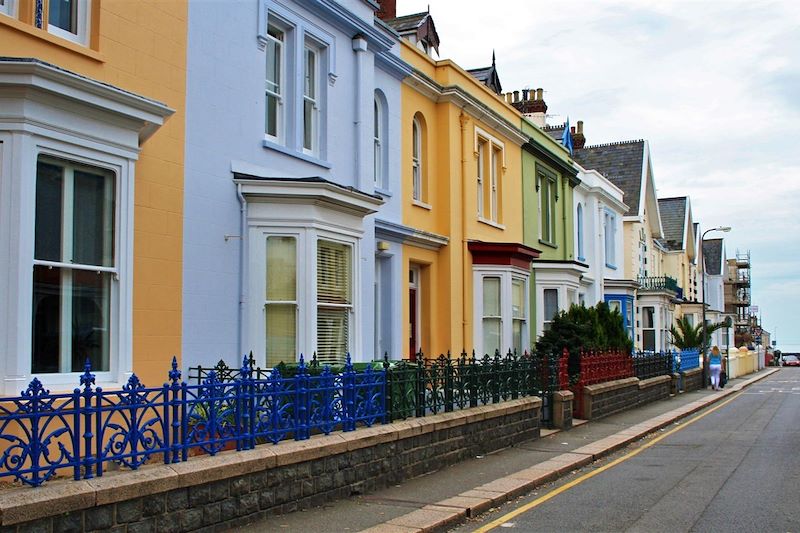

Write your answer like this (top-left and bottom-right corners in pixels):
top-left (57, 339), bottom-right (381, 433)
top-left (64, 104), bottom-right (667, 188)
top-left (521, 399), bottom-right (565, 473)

top-left (674, 349), bottom-right (700, 372)
top-left (0, 355), bottom-right (383, 488)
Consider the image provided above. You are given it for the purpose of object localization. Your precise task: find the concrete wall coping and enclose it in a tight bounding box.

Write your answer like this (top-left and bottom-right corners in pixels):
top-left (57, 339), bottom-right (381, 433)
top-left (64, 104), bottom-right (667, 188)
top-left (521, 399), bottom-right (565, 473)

top-left (0, 397), bottom-right (541, 526)
top-left (638, 375), bottom-right (672, 389)
top-left (553, 390), bottom-right (574, 401)
top-left (584, 377), bottom-right (639, 395)
top-left (682, 367), bottom-right (702, 377)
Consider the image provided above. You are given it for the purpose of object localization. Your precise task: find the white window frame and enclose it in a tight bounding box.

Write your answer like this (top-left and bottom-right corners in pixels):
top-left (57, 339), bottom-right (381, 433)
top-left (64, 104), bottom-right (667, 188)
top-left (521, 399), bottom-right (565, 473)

top-left (263, 234), bottom-right (300, 368)
top-left (315, 237), bottom-right (353, 364)
top-left (265, 20), bottom-right (286, 144)
top-left (302, 43), bottom-right (320, 156)
top-left (412, 116), bottom-right (422, 202)
top-left (604, 210), bottom-right (616, 268)
top-left (476, 139), bottom-right (484, 217)
top-left (473, 267), bottom-right (530, 357)
top-left (33, 155), bottom-right (117, 375)
top-left (538, 168), bottom-right (557, 244)
top-left (47, 0), bottom-right (91, 46)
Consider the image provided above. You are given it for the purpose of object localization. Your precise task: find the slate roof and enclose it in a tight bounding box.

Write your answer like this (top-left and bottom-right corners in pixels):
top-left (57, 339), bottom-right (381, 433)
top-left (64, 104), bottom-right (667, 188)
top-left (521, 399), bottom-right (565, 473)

top-left (543, 124), bottom-right (566, 142)
top-left (466, 53), bottom-right (502, 95)
top-left (703, 238), bottom-right (724, 275)
top-left (571, 140), bottom-right (646, 215)
top-left (656, 197), bottom-right (687, 251)
top-left (384, 12), bottom-right (427, 33)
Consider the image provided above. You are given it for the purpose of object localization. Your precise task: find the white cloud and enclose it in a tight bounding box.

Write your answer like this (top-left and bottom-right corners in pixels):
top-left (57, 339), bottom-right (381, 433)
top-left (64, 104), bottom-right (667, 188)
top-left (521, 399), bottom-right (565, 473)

top-left (398, 0), bottom-right (799, 344)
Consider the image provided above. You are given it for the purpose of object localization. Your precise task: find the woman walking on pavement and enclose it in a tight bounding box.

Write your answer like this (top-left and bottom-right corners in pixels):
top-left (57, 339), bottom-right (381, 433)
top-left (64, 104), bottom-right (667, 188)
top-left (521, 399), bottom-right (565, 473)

top-left (709, 346), bottom-right (723, 390)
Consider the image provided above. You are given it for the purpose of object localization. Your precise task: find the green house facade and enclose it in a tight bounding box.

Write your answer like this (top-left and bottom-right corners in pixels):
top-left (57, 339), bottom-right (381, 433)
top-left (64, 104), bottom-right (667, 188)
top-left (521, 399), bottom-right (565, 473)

top-left (520, 119), bottom-right (584, 339)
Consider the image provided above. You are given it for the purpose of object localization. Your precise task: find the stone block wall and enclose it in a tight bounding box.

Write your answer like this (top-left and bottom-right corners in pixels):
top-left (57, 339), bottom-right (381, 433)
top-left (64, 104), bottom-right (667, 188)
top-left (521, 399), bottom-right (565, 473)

top-left (580, 375), bottom-right (671, 421)
top-left (552, 391), bottom-right (573, 429)
top-left (637, 375), bottom-right (671, 405)
top-left (682, 367), bottom-right (703, 392)
top-left (0, 398), bottom-right (541, 533)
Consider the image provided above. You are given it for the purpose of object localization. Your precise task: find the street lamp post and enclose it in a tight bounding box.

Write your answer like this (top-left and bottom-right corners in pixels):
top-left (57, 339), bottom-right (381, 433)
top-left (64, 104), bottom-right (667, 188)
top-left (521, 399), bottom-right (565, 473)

top-left (701, 226), bottom-right (731, 388)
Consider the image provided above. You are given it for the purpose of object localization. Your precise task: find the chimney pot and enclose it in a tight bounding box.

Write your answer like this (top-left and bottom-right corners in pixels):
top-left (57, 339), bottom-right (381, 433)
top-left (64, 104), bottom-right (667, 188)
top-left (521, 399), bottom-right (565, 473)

top-left (513, 90), bottom-right (520, 102)
top-left (577, 120), bottom-right (584, 134)
top-left (536, 88), bottom-right (544, 100)
top-left (571, 126), bottom-right (576, 134)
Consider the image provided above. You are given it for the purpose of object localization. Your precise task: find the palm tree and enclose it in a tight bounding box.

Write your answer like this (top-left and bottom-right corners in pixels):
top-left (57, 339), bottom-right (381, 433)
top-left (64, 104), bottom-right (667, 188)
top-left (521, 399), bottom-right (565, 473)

top-left (669, 316), bottom-right (725, 350)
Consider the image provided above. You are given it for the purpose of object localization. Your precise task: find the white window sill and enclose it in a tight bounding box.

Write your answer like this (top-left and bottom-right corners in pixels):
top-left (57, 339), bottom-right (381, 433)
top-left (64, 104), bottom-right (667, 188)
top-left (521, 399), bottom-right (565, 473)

top-left (262, 139), bottom-right (332, 169)
top-left (412, 199), bottom-right (431, 210)
top-left (478, 217), bottom-right (505, 230)
top-left (375, 187), bottom-right (392, 198)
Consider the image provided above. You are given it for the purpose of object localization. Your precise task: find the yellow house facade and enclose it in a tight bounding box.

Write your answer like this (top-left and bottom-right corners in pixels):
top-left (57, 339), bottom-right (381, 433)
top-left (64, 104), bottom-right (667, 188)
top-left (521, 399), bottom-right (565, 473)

top-left (398, 39), bottom-right (536, 358)
top-left (0, 1), bottom-right (185, 391)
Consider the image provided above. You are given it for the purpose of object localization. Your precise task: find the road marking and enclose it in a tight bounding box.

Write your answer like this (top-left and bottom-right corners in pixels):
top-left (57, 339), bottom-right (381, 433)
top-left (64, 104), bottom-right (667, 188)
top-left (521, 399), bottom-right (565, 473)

top-left (473, 392), bottom-right (743, 533)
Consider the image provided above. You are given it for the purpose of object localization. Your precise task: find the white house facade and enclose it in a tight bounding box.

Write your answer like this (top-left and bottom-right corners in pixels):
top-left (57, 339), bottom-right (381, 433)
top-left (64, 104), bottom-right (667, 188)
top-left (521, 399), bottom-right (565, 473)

top-left (183, 0), bottom-right (410, 369)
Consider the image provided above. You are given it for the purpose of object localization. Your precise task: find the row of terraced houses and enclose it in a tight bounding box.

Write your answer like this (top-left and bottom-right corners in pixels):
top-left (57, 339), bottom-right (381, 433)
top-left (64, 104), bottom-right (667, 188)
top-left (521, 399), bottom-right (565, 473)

top-left (0, 0), bottom-right (741, 395)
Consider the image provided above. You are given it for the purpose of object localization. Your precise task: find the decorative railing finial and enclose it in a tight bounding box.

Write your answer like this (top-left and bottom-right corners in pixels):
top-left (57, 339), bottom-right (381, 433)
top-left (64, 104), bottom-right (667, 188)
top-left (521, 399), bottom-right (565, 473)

top-left (80, 359), bottom-right (95, 391)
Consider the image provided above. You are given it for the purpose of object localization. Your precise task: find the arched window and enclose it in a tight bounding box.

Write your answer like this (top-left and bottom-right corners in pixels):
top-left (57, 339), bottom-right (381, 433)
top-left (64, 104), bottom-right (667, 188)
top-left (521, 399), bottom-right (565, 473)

top-left (577, 203), bottom-right (584, 260)
top-left (412, 116), bottom-right (423, 201)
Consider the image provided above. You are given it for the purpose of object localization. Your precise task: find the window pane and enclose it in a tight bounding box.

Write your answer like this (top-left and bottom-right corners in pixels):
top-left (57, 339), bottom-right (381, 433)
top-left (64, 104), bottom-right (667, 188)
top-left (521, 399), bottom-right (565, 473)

top-left (32, 265), bottom-right (61, 373)
top-left (643, 330), bottom-right (656, 352)
top-left (266, 95), bottom-right (278, 137)
top-left (374, 100), bottom-right (380, 138)
top-left (304, 48), bottom-right (316, 99)
top-left (643, 307), bottom-right (655, 328)
top-left (303, 99), bottom-right (314, 150)
top-left (317, 241), bottom-right (351, 305)
top-left (266, 236), bottom-right (295, 301)
top-left (71, 269), bottom-right (111, 372)
top-left (73, 168), bottom-right (115, 267)
top-left (543, 289), bottom-right (559, 320)
top-left (317, 307), bottom-right (348, 365)
top-left (482, 318), bottom-right (501, 357)
top-left (32, 266), bottom-right (111, 374)
top-left (483, 277), bottom-right (500, 316)
top-left (512, 279), bottom-right (524, 319)
top-left (35, 161), bottom-right (63, 262)
top-left (512, 320), bottom-right (522, 355)
top-left (49, 0), bottom-right (76, 33)
top-left (266, 35), bottom-right (281, 93)
top-left (266, 303), bottom-right (296, 368)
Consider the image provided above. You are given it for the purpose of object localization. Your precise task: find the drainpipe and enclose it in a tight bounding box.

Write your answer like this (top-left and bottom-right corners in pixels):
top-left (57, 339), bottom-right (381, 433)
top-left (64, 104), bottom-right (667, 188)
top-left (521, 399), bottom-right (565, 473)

top-left (236, 183), bottom-right (247, 357)
top-left (459, 110), bottom-right (470, 349)
top-left (353, 36), bottom-right (368, 190)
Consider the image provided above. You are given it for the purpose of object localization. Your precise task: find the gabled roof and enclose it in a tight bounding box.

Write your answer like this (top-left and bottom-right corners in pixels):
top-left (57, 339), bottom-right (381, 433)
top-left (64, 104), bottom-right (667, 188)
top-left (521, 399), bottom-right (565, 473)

top-left (657, 197), bottom-right (688, 251)
top-left (383, 12), bottom-right (440, 54)
top-left (467, 52), bottom-right (502, 95)
top-left (702, 238), bottom-right (724, 275)
top-left (572, 140), bottom-right (646, 216)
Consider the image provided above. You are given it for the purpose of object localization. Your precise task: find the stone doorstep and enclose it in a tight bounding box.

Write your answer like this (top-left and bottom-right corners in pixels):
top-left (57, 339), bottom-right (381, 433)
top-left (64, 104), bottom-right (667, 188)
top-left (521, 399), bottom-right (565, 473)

top-left (0, 398), bottom-right (540, 526)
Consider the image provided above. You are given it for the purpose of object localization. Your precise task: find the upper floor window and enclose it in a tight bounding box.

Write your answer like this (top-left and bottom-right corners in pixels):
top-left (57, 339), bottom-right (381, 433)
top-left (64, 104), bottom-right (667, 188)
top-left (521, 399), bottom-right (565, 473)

top-left (303, 45), bottom-right (320, 154)
top-left (411, 114), bottom-right (425, 202)
top-left (475, 129), bottom-right (504, 224)
top-left (576, 203), bottom-right (584, 260)
top-left (265, 23), bottom-right (284, 142)
top-left (538, 168), bottom-right (557, 244)
top-left (48, 0), bottom-right (90, 45)
top-left (604, 210), bottom-right (616, 267)
top-left (374, 97), bottom-right (382, 188)
top-left (0, 0), bottom-right (14, 17)
top-left (33, 156), bottom-right (116, 374)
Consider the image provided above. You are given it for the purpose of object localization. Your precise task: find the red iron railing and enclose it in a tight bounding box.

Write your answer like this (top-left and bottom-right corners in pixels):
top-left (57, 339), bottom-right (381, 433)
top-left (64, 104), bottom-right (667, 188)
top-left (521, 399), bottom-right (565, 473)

top-left (571, 349), bottom-right (634, 418)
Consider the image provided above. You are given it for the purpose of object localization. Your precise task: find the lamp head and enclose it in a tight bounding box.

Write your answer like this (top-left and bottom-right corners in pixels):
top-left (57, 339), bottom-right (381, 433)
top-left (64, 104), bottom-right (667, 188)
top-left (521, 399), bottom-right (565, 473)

top-left (717, 226), bottom-right (732, 232)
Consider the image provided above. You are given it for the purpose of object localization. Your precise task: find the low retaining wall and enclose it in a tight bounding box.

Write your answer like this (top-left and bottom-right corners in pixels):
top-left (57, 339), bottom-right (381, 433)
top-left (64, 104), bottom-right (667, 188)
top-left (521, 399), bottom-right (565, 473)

top-left (682, 367), bottom-right (703, 392)
top-left (0, 398), bottom-right (541, 532)
top-left (580, 375), bottom-right (672, 420)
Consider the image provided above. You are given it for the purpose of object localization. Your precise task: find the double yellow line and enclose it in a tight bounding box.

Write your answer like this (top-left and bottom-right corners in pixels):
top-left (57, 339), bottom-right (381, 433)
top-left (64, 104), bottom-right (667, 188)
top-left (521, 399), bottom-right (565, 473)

top-left (474, 392), bottom-right (742, 532)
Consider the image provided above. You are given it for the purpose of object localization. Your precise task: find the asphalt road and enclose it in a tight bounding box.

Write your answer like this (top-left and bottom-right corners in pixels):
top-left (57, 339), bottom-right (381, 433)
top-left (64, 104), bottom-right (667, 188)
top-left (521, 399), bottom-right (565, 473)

top-left (455, 369), bottom-right (800, 533)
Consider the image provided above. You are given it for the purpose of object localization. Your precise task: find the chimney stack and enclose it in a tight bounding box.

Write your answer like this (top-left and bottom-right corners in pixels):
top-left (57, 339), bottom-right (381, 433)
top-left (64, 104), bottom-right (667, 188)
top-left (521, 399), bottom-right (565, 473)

top-left (508, 86), bottom-right (547, 127)
top-left (572, 120), bottom-right (586, 149)
top-left (376, 0), bottom-right (396, 20)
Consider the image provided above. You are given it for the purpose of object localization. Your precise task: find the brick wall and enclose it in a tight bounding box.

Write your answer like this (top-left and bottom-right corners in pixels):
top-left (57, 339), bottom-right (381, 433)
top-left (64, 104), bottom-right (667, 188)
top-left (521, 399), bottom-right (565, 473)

top-left (0, 399), bottom-right (541, 532)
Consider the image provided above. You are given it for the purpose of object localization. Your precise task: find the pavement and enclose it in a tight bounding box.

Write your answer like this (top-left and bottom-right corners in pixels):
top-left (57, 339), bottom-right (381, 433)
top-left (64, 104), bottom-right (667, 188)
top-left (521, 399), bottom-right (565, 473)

top-left (233, 367), bottom-right (780, 533)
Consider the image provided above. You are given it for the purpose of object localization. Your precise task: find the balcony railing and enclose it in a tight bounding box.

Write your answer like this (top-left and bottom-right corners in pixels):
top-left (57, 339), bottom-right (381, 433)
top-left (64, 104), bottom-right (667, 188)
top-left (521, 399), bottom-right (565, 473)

top-left (638, 275), bottom-right (681, 294)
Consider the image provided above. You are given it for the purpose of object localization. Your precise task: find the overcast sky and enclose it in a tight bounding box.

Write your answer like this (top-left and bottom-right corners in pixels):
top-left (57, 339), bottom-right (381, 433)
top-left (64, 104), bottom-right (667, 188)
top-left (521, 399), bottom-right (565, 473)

top-left (399, 0), bottom-right (800, 350)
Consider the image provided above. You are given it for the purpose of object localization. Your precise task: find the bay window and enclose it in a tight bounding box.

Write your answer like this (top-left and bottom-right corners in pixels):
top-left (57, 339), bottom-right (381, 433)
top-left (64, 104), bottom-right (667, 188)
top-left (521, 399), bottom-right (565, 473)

top-left (474, 269), bottom-right (529, 357)
top-left (543, 288), bottom-right (558, 331)
top-left (265, 236), bottom-right (297, 368)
